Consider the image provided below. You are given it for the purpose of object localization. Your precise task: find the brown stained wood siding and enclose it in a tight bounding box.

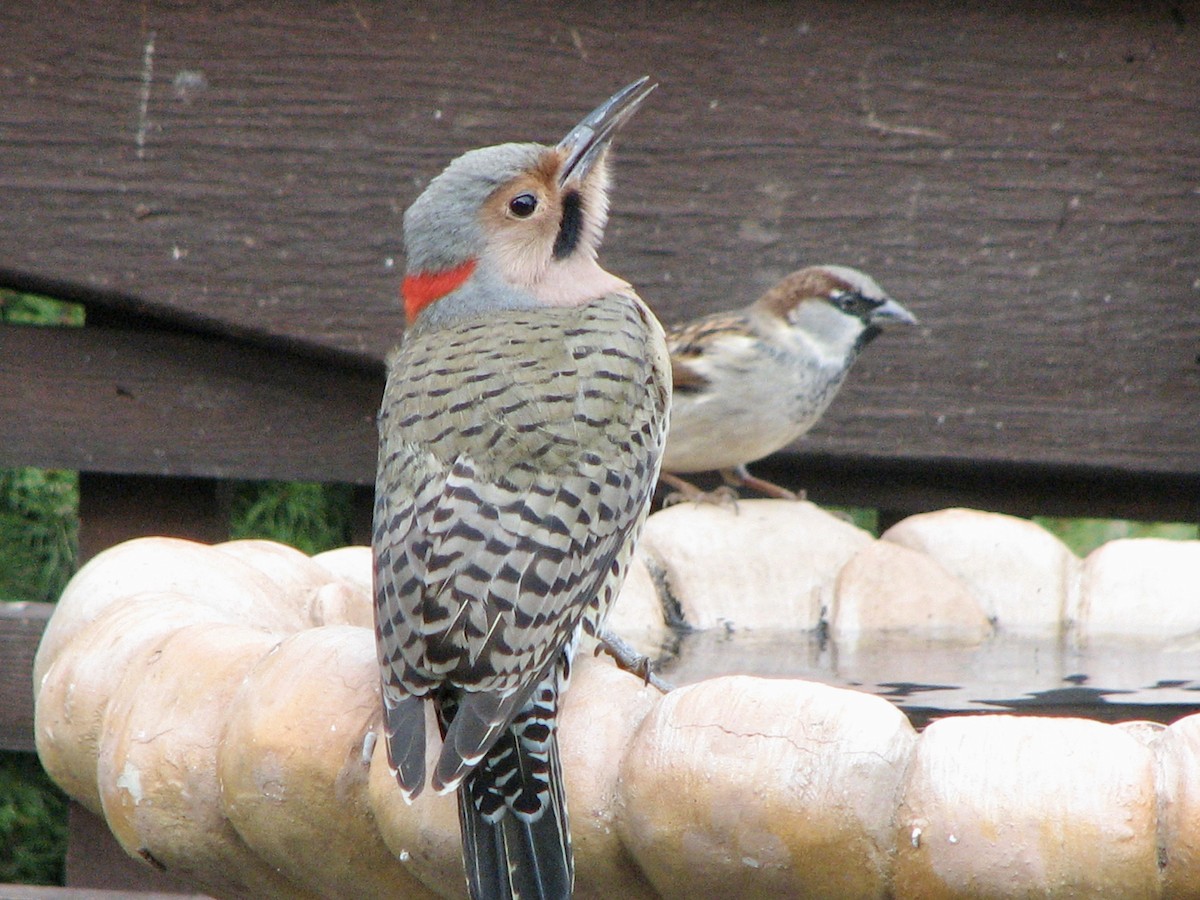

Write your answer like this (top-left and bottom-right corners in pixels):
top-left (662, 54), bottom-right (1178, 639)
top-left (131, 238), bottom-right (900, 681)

top-left (0, 602), bottom-right (52, 753)
top-left (0, 323), bottom-right (379, 482)
top-left (0, 1), bottom-right (1197, 482)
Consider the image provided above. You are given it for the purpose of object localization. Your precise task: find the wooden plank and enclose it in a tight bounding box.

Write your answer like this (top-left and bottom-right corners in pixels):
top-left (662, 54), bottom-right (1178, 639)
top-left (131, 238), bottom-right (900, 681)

top-left (0, 0), bottom-right (1197, 482)
top-left (747, 453), bottom-right (1200, 523)
top-left (77, 474), bottom-right (375, 564)
top-left (77, 474), bottom-right (230, 563)
top-left (0, 887), bottom-right (203, 900)
top-left (349, 484), bottom-right (375, 548)
top-left (0, 602), bottom-right (53, 753)
top-left (0, 323), bottom-right (380, 483)
top-left (64, 804), bottom-right (206, 895)
top-left (3, 314), bottom-right (1195, 521)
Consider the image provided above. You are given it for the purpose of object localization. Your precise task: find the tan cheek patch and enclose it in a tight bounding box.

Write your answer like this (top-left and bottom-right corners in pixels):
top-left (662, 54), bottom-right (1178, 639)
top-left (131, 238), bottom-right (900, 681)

top-left (479, 174), bottom-right (563, 289)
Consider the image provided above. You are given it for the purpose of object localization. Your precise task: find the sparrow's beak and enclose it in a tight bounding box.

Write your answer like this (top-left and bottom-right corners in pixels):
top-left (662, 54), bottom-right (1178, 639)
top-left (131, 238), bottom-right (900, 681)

top-left (871, 297), bottom-right (919, 327)
top-left (557, 77), bottom-right (657, 186)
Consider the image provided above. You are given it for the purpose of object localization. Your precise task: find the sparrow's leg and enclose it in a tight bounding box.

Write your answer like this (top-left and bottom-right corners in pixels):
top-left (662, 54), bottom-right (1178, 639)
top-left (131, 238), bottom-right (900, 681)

top-left (595, 630), bottom-right (673, 693)
top-left (658, 471), bottom-right (740, 507)
top-left (722, 464), bottom-right (807, 501)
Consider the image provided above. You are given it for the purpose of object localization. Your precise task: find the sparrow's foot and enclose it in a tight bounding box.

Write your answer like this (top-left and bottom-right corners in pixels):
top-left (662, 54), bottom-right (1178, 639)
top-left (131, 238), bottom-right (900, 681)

top-left (722, 464), bottom-right (806, 501)
top-left (659, 472), bottom-right (741, 508)
top-left (595, 630), bottom-right (673, 693)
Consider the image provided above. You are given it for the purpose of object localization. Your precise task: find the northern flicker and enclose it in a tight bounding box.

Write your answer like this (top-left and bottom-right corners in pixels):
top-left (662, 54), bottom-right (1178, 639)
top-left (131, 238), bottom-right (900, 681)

top-left (660, 265), bottom-right (916, 500)
top-left (373, 78), bottom-right (669, 900)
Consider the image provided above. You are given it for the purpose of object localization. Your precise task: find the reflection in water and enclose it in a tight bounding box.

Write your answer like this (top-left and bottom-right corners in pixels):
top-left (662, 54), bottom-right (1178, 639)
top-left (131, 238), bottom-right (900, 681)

top-left (655, 629), bottom-right (1200, 726)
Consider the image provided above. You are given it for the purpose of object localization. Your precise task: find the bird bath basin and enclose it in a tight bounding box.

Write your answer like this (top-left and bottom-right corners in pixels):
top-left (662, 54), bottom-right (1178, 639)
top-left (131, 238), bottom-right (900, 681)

top-left (31, 501), bottom-right (1200, 898)
top-left (661, 628), bottom-right (1200, 727)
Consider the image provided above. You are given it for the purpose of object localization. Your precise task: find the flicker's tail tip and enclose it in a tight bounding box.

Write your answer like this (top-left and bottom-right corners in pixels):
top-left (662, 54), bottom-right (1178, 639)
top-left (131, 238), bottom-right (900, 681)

top-left (458, 768), bottom-right (574, 900)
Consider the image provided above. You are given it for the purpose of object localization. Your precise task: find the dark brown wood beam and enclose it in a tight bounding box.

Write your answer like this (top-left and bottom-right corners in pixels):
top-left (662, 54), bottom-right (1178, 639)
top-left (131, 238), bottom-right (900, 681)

top-left (750, 452), bottom-right (1200, 524)
top-left (76, 474), bottom-right (230, 563)
top-left (0, 323), bottom-right (380, 484)
top-left (0, 602), bottom-right (53, 753)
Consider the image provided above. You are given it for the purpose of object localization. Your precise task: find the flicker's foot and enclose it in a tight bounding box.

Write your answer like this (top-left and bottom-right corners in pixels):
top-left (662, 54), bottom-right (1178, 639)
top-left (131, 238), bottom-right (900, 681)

top-left (596, 630), bottom-right (673, 693)
top-left (722, 464), bottom-right (806, 501)
top-left (658, 472), bottom-right (741, 508)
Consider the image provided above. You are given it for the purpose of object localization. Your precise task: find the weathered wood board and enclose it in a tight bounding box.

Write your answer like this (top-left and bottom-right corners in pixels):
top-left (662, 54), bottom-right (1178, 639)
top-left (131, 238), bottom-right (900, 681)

top-left (0, 323), bottom-right (378, 481)
top-left (0, 1), bottom-right (1197, 507)
top-left (0, 602), bottom-right (52, 753)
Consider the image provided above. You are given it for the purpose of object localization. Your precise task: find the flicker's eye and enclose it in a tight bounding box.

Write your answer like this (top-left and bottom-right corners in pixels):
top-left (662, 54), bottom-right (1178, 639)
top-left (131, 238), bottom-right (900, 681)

top-left (508, 193), bottom-right (538, 218)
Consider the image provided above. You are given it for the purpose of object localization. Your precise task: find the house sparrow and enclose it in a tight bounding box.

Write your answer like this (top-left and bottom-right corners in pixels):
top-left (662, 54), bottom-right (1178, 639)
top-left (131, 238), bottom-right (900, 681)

top-left (660, 264), bottom-right (916, 501)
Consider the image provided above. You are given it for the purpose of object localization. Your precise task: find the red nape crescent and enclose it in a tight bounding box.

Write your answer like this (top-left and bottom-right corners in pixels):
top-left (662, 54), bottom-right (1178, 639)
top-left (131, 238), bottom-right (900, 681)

top-left (402, 259), bottom-right (477, 323)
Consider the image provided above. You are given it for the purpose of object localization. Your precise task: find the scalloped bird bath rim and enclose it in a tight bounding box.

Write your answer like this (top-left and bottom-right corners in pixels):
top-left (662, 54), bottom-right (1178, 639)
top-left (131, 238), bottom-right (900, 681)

top-left (32, 501), bottom-right (1200, 898)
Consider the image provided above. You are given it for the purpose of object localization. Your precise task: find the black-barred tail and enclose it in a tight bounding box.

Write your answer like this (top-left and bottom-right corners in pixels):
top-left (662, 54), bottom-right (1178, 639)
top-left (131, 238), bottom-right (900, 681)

top-left (441, 675), bottom-right (572, 900)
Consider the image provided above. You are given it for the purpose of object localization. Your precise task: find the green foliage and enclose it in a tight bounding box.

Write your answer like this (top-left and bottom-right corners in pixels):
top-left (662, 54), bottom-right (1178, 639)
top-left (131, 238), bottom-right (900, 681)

top-left (0, 469), bottom-right (79, 604)
top-left (1035, 516), bottom-right (1199, 557)
top-left (0, 293), bottom-right (84, 604)
top-left (0, 753), bottom-right (67, 885)
top-left (0, 294), bottom-right (83, 600)
top-left (230, 480), bottom-right (357, 554)
top-left (0, 290), bottom-right (84, 327)
top-left (830, 506), bottom-right (879, 534)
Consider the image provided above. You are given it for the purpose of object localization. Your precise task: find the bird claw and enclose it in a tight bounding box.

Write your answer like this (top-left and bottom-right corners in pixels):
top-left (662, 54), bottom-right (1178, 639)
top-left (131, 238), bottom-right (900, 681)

top-left (659, 468), bottom-right (806, 506)
top-left (658, 472), bottom-right (741, 509)
top-left (722, 465), bottom-right (805, 501)
top-left (596, 630), bottom-right (673, 693)
top-left (663, 486), bottom-right (740, 508)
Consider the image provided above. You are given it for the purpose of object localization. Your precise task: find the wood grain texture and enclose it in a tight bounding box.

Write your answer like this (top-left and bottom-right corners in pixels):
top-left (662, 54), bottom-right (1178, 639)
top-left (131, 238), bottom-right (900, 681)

top-left (0, 0), bottom-right (1197, 484)
top-left (0, 602), bottom-right (53, 753)
top-left (0, 323), bottom-right (380, 482)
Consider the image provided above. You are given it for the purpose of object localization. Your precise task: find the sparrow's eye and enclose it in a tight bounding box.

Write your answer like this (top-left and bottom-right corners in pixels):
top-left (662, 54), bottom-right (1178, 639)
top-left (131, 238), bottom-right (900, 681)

top-left (508, 193), bottom-right (538, 218)
top-left (831, 290), bottom-right (880, 319)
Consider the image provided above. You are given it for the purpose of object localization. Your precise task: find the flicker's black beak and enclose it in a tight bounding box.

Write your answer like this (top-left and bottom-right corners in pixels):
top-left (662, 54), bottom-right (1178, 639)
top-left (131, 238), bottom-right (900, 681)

top-left (557, 76), bottom-right (657, 186)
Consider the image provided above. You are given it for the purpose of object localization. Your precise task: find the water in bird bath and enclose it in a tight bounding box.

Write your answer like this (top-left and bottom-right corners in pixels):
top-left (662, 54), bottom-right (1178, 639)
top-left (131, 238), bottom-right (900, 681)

top-left (657, 628), bottom-right (1200, 726)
